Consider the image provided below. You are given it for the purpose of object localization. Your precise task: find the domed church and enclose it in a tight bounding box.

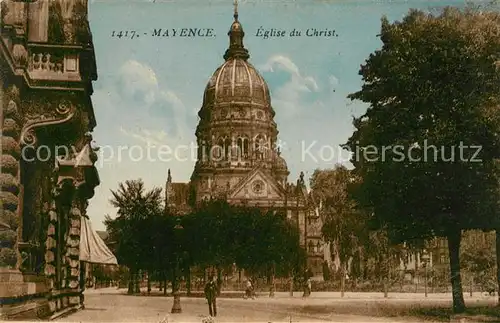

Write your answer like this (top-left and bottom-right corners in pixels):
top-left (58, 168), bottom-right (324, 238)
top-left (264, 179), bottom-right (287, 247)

top-left (165, 4), bottom-right (326, 278)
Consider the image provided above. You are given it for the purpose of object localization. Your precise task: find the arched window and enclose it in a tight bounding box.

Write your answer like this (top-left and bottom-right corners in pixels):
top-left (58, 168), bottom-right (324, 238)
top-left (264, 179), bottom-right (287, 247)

top-left (237, 138), bottom-right (243, 159)
top-left (224, 137), bottom-right (231, 159)
top-left (212, 138), bottom-right (224, 161)
top-left (236, 137), bottom-right (249, 159)
top-left (199, 139), bottom-right (209, 161)
top-left (243, 138), bottom-right (249, 157)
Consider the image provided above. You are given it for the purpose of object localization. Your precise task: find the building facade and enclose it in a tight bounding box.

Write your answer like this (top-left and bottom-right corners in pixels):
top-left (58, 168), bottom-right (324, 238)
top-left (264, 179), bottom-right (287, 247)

top-left (1, 0), bottom-right (99, 319)
top-left (165, 8), bottom-right (325, 277)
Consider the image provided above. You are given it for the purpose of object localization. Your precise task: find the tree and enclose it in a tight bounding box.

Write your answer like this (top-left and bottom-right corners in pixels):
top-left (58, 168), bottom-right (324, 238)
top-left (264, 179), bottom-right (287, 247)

top-left (143, 210), bottom-right (177, 295)
top-left (311, 166), bottom-right (366, 296)
top-left (184, 200), bottom-right (237, 273)
top-left (104, 179), bottom-right (164, 294)
top-left (345, 7), bottom-right (500, 313)
top-left (312, 166), bottom-right (411, 295)
top-left (461, 234), bottom-right (496, 294)
top-left (182, 199), bottom-right (306, 292)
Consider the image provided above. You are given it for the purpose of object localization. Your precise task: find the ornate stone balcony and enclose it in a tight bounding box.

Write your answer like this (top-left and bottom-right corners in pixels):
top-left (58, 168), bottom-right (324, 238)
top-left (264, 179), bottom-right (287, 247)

top-left (27, 44), bottom-right (81, 82)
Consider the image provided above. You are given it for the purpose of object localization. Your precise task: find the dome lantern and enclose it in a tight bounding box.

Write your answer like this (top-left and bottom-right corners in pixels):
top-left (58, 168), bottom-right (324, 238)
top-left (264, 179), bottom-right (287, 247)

top-left (223, 0), bottom-right (249, 61)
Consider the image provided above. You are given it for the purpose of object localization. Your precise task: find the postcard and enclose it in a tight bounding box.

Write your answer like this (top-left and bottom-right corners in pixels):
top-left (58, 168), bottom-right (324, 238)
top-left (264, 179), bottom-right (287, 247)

top-left (1, 0), bottom-right (499, 322)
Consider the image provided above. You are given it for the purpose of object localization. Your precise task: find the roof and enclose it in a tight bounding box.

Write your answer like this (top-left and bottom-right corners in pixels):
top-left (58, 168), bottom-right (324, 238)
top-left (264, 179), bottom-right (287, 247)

top-left (81, 218), bottom-right (117, 265)
top-left (167, 183), bottom-right (190, 205)
top-left (96, 230), bottom-right (109, 241)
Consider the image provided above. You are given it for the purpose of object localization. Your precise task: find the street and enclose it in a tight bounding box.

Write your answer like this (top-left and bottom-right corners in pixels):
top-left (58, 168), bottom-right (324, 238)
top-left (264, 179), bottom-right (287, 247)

top-left (54, 288), bottom-right (499, 322)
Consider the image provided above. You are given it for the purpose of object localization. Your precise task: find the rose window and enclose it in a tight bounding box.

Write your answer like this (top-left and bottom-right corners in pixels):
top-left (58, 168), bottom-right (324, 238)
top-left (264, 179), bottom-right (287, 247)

top-left (252, 180), bottom-right (264, 194)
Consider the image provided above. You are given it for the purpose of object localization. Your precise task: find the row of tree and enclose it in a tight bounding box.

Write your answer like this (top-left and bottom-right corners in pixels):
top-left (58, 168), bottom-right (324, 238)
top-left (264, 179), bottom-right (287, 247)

top-left (104, 179), bottom-right (307, 295)
top-left (313, 166), bottom-right (498, 294)
top-left (311, 166), bottom-right (413, 296)
top-left (329, 5), bottom-right (500, 313)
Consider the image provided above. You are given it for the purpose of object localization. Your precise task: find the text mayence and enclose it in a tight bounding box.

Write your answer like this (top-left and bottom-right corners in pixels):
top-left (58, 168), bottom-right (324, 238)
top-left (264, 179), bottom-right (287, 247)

top-left (152, 28), bottom-right (215, 37)
top-left (255, 27), bottom-right (338, 39)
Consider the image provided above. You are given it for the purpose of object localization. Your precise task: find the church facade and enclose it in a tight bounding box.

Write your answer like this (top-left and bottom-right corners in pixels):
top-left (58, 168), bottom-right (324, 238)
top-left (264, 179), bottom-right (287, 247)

top-left (165, 8), bottom-right (325, 277)
top-left (1, 0), bottom-right (99, 319)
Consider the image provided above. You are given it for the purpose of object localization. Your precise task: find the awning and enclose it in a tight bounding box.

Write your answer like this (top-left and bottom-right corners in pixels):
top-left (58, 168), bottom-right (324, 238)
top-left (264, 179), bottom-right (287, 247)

top-left (80, 217), bottom-right (118, 265)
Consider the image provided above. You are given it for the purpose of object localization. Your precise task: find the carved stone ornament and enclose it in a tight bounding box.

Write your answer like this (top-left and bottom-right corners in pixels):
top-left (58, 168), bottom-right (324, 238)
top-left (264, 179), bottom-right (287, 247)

top-left (20, 101), bottom-right (76, 146)
top-left (12, 43), bottom-right (28, 66)
top-left (6, 100), bottom-right (18, 116)
top-left (251, 179), bottom-right (264, 195)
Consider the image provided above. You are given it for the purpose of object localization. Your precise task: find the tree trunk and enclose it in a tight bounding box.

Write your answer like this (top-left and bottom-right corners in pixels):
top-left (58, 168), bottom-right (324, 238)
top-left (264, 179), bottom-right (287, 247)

top-left (163, 271), bottom-right (167, 296)
top-left (217, 266), bottom-right (222, 296)
top-left (363, 260), bottom-right (369, 281)
top-left (134, 271), bottom-right (140, 294)
top-left (159, 279), bottom-right (163, 291)
top-left (382, 256), bottom-right (388, 298)
top-left (269, 263), bottom-right (275, 297)
top-left (415, 271), bottom-right (419, 293)
top-left (447, 229), bottom-right (466, 313)
top-left (127, 269), bottom-right (134, 294)
top-left (147, 271), bottom-right (151, 295)
top-left (186, 266), bottom-right (191, 296)
top-left (469, 275), bottom-right (473, 297)
top-left (496, 230), bottom-right (500, 306)
top-left (289, 272), bottom-right (294, 297)
top-left (340, 262), bottom-right (345, 297)
top-left (375, 256), bottom-right (381, 279)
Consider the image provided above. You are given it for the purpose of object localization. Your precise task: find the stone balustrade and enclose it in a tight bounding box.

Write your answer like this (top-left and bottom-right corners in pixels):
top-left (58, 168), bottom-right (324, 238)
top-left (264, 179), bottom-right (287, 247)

top-left (27, 47), bottom-right (81, 81)
top-left (29, 53), bottom-right (64, 73)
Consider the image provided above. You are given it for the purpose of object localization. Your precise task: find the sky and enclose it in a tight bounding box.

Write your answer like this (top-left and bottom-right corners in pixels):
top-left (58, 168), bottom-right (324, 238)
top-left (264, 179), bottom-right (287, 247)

top-left (86, 0), bottom-right (485, 230)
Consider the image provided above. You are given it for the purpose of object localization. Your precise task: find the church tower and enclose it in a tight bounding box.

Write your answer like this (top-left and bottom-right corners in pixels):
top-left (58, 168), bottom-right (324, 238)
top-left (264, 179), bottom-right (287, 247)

top-left (191, 2), bottom-right (289, 203)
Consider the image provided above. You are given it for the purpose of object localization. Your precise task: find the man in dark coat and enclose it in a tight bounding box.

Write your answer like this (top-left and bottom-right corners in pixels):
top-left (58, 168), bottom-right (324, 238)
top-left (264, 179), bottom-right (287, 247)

top-left (204, 276), bottom-right (217, 317)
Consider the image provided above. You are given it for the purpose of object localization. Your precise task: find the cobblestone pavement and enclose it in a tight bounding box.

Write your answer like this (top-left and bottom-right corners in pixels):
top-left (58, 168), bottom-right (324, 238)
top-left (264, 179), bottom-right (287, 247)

top-left (52, 288), bottom-right (462, 322)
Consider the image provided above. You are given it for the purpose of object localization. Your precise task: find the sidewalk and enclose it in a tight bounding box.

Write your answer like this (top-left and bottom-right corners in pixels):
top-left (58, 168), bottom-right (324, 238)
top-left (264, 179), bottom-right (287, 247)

top-left (72, 288), bottom-right (498, 323)
top-left (86, 287), bottom-right (495, 301)
top-left (62, 289), bottom-right (432, 322)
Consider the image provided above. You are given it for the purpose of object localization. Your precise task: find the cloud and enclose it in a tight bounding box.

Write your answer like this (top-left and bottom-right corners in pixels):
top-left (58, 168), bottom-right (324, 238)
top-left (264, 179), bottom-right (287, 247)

top-left (159, 90), bottom-right (185, 117)
top-left (95, 59), bottom-right (189, 137)
top-left (119, 127), bottom-right (170, 147)
top-left (259, 55), bottom-right (319, 114)
top-left (260, 55), bottom-right (319, 92)
top-left (329, 75), bottom-right (339, 91)
top-left (120, 60), bottom-right (158, 90)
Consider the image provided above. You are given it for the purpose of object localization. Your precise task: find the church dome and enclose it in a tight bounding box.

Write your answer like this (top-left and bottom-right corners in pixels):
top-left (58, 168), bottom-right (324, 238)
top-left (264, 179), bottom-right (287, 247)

top-left (203, 59), bottom-right (271, 107)
top-left (273, 150), bottom-right (288, 172)
top-left (198, 7), bottom-right (275, 119)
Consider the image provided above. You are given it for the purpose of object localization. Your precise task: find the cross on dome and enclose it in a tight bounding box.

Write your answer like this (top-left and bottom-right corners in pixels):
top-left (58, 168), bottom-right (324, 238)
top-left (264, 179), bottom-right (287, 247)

top-left (224, 0), bottom-right (249, 61)
top-left (233, 0), bottom-right (238, 20)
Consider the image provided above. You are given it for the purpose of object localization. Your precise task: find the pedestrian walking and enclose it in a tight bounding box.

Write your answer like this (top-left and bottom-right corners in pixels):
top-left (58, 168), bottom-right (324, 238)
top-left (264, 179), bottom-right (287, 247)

top-left (302, 278), bottom-right (311, 298)
top-left (204, 276), bottom-right (218, 317)
top-left (244, 279), bottom-right (254, 299)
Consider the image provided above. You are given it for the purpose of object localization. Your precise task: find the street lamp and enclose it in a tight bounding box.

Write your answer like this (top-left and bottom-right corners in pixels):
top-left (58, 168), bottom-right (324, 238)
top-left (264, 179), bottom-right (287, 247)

top-left (171, 217), bottom-right (184, 314)
top-left (421, 249), bottom-right (430, 298)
